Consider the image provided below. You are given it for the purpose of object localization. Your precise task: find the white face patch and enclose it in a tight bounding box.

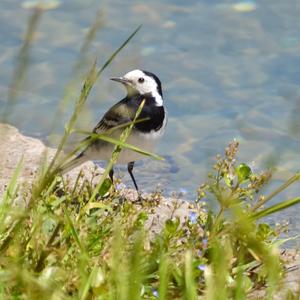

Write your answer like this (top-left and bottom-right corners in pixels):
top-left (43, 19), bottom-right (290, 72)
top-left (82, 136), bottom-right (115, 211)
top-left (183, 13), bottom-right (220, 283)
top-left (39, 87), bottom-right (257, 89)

top-left (122, 69), bottom-right (163, 106)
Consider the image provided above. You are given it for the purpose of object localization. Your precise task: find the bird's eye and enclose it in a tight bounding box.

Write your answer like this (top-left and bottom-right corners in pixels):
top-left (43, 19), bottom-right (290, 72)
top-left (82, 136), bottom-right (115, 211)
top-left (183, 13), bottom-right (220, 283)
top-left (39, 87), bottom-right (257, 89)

top-left (138, 77), bottom-right (145, 83)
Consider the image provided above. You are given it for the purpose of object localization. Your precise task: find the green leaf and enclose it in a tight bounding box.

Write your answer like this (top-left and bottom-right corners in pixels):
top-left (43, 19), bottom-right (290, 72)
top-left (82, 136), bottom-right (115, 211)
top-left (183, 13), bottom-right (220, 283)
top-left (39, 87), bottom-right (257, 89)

top-left (272, 234), bottom-right (300, 248)
top-left (236, 163), bottom-right (251, 183)
top-left (83, 202), bottom-right (112, 215)
top-left (64, 208), bottom-right (87, 256)
top-left (98, 178), bottom-right (112, 197)
top-left (79, 265), bottom-right (104, 300)
top-left (165, 217), bottom-right (180, 235)
top-left (91, 133), bottom-right (164, 161)
top-left (256, 223), bottom-right (275, 240)
top-left (205, 210), bottom-right (214, 232)
top-left (134, 212), bottom-right (148, 228)
top-left (251, 196), bottom-right (300, 220)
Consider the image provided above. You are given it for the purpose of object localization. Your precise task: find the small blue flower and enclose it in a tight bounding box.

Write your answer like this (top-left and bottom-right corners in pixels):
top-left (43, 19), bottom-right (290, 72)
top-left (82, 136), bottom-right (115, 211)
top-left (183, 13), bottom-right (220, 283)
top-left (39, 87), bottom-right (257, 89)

top-left (189, 211), bottom-right (197, 224)
top-left (202, 238), bottom-right (208, 247)
top-left (152, 289), bottom-right (159, 298)
top-left (115, 183), bottom-right (126, 190)
top-left (197, 264), bottom-right (206, 271)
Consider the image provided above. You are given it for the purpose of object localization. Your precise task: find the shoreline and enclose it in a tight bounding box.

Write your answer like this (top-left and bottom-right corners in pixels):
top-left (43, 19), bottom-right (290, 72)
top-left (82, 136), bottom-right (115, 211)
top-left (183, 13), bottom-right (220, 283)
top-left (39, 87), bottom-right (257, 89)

top-left (1, 122), bottom-right (300, 297)
top-left (0, 122), bottom-right (199, 235)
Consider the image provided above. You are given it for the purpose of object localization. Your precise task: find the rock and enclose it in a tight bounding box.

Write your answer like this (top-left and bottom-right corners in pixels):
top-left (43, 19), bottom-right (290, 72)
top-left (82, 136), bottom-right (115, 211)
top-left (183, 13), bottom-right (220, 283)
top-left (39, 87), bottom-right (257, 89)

top-left (0, 123), bottom-right (98, 196)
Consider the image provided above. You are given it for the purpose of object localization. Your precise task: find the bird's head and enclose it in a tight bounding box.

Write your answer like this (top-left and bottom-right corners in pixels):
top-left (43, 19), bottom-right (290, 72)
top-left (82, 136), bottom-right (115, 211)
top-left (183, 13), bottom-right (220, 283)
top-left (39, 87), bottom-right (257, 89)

top-left (111, 69), bottom-right (163, 100)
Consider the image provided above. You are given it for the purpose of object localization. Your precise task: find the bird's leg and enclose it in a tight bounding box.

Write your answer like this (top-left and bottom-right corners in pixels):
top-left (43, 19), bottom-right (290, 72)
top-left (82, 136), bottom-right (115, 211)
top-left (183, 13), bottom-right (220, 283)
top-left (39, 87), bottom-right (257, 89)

top-left (127, 161), bottom-right (139, 191)
top-left (109, 168), bottom-right (114, 184)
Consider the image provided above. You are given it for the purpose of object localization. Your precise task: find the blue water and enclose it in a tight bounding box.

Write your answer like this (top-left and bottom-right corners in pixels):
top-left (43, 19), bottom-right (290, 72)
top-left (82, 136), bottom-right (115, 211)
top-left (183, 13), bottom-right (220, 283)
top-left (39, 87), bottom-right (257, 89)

top-left (1, 0), bottom-right (300, 240)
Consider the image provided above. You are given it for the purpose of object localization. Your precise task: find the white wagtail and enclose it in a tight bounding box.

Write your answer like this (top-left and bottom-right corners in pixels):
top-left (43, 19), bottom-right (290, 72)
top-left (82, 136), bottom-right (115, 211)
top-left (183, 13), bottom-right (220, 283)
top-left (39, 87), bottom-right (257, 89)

top-left (61, 69), bottom-right (167, 191)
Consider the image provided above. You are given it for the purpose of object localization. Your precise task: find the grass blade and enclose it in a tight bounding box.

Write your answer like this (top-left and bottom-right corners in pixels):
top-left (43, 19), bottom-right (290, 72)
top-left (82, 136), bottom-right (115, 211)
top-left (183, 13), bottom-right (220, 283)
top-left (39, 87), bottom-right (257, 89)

top-left (86, 99), bottom-right (146, 205)
top-left (96, 24), bottom-right (142, 77)
top-left (64, 208), bottom-right (87, 256)
top-left (1, 156), bottom-right (23, 203)
top-left (90, 133), bottom-right (164, 161)
top-left (252, 172), bottom-right (300, 211)
top-left (158, 253), bottom-right (170, 300)
top-left (251, 197), bottom-right (300, 220)
top-left (48, 25), bottom-right (142, 175)
top-left (127, 231), bottom-right (145, 300)
top-left (58, 117), bottom-right (151, 168)
top-left (79, 265), bottom-right (99, 300)
top-left (49, 9), bottom-right (104, 134)
top-left (184, 251), bottom-right (197, 300)
top-left (3, 8), bottom-right (43, 120)
top-left (48, 61), bottom-right (98, 173)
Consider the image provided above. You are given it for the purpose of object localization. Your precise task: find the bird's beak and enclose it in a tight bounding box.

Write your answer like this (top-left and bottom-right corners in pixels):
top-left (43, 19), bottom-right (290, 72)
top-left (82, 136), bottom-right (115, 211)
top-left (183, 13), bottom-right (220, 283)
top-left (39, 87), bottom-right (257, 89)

top-left (110, 76), bottom-right (131, 85)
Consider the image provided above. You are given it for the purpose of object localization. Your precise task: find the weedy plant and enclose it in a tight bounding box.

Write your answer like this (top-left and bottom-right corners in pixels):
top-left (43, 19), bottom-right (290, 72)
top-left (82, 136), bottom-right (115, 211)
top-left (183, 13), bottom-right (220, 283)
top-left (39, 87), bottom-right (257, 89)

top-left (1, 139), bottom-right (300, 299)
top-left (1, 7), bottom-right (300, 300)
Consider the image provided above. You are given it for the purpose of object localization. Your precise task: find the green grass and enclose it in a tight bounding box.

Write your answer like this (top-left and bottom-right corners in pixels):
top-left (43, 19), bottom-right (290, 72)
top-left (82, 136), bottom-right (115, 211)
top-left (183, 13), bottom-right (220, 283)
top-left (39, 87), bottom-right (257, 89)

top-left (1, 143), bottom-right (300, 299)
top-left (1, 8), bottom-right (300, 300)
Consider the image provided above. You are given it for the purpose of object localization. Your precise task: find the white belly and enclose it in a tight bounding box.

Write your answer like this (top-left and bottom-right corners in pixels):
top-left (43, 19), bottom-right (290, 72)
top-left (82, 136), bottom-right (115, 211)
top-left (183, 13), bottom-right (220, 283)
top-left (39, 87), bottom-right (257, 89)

top-left (85, 128), bottom-right (165, 164)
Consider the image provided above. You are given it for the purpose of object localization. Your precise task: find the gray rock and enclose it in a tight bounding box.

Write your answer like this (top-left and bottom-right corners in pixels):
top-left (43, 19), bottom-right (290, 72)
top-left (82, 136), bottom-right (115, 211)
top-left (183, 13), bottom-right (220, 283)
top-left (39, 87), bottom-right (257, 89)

top-left (0, 122), bottom-right (97, 196)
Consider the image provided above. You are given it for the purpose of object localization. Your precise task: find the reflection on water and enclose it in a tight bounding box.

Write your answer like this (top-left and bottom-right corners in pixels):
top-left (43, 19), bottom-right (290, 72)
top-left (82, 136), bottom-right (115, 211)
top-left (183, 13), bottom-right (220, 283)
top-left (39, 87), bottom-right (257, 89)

top-left (1, 0), bottom-right (300, 238)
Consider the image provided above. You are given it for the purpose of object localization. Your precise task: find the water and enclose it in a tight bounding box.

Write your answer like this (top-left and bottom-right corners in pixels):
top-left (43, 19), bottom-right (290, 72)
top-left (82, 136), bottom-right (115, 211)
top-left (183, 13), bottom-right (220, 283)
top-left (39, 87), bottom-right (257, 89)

top-left (1, 0), bottom-right (300, 240)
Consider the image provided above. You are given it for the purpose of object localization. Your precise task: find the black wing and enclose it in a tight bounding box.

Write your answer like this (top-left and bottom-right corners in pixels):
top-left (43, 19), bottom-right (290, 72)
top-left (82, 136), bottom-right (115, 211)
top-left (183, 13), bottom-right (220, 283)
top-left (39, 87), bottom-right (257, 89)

top-left (92, 93), bottom-right (165, 135)
top-left (93, 98), bottom-right (136, 134)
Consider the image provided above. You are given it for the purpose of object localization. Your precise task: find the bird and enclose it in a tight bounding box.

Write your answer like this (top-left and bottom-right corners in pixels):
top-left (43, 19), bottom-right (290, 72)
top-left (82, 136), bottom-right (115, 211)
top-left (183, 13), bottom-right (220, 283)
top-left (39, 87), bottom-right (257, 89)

top-left (60, 69), bottom-right (167, 191)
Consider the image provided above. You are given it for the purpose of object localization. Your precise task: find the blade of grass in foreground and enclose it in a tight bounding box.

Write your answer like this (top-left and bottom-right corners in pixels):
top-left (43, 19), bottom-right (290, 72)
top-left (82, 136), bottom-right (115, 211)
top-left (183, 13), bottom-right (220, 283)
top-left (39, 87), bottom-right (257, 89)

top-left (96, 24), bottom-right (142, 77)
top-left (76, 117), bottom-right (149, 136)
top-left (184, 251), bottom-right (197, 300)
top-left (58, 116), bottom-right (155, 168)
top-left (89, 133), bottom-right (164, 161)
top-left (59, 131), bottom-right (163, 176)
top-left (127, 231), bottom-right (145, 300)
top-left (158, 253), bottom-right (170, 300)
top-left (83, 99), bottom-right (145, 210)
top-left (252, 171), bottom-right (300, 211)
top-left (108, 221), bottom-right (128, 300)
top-left (79, 265), bottom-right (102, 300)
top-left (48, 61), bottom-right (98, 173)
top-left (1, 157), bottom-right (23, 203)
top-left (64, 208), bottom-right (88, 256)
top-left (0, 156), bottom-right (26, 253)
top-left (49, 9), bottom-right (104, 134)
top-left (3, 8), bottom-right (43, 121)
top-left (48, 25), bottom-right (142, 174)
top-left (0, 157), bottom-right (23, 244)
top-left (251, 196), bottom-right (300, 220)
